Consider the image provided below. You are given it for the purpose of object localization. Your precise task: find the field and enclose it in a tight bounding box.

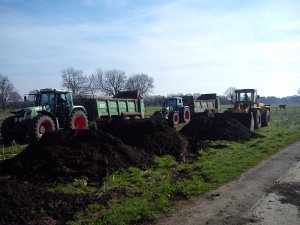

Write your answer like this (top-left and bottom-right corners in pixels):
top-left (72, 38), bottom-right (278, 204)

top-left (0, 104), bottom-right (300, 225)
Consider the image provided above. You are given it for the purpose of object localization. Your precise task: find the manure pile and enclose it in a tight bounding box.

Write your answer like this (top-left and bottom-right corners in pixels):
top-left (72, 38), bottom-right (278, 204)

top-left (0, 116), bottom-right (263, 225)
top-left (0, 118), bottom-right (187, 183)
top-left (180, 115), bottom-right (263, 141)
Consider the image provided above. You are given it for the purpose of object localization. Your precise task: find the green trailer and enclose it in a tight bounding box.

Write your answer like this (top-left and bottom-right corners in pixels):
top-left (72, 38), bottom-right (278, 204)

top-left (74, 95), bottom-right (145, 124)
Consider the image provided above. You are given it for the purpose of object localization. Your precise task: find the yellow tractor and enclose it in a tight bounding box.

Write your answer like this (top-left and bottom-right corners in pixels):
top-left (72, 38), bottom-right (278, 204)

top-left (224, 89), bottom-right (270, 130)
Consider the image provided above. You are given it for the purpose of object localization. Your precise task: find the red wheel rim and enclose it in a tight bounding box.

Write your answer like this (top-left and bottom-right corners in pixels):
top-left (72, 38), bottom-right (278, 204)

top-left (74, 116), bottom-right (86, 129)
top-left (184, 110), bottom-right (190, 120)
top-left (39, 120), bottom-right (53, 137)
top-left (174, 113), bottom-right (179, 123)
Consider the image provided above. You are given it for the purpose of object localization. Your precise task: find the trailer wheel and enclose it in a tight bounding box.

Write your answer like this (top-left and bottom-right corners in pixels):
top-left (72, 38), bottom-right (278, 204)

top-left (183, 108), bottom-right (191, 123)
top-left (69, 110), bottom-right (88, 130)
top-left (1, 116), bottom-right (15, 144)
top-left (28, 114), bottom-right (56, 142)
top-left (262, 110), bottom-right (270, 127)
top-left (253, 110), bottom-right (262, 129)
top-left (168, 112), bottom-right (179, 127)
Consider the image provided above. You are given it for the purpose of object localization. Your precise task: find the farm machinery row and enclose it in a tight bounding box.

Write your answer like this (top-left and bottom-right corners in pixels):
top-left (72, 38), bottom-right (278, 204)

top-left (152, 89), bottom-right (270, 130)
top-left (0, 88), bottom-right (270, 144)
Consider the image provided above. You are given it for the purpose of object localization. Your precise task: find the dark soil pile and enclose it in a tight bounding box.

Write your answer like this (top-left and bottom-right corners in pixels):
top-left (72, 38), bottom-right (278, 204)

top-left (101, 118), bottom-right (187, 160)
top-left (0, 178), bottom-right (105, 225)
top-left (0, 130), bottom-right (152, 183)
top-left (0, 119), bottom-right (187, 183)
top-left (180, 116), bottom-right (263, 142)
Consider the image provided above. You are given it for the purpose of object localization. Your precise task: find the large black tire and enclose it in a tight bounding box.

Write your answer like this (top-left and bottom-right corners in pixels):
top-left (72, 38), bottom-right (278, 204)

top-left (253, 110), bottom-right (262, 129)
top-left (180, 108), bottom-right (191, 123)
top-left (69, 110), bottom-right (88, 130)
top-left (28, 114), bottom-right (56, 142)
top-left (183, 108), bottom-right (191, 123)
top-left (1, 116), bottom-right (15, 144)
top-left (262, 110), bottom-right (270, 127)
top-left (168, 112), bottom-right (179, 127)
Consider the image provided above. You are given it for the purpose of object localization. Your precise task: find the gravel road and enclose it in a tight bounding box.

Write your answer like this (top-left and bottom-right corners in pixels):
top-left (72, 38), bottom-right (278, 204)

top-left (152, 141), bottom-right (300, 225)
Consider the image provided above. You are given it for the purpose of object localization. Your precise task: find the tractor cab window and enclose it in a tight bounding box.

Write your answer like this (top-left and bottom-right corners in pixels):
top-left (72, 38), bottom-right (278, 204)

top-left (40, 93), bottom-right (55, 106)
top-left (165, 99), bottom-right (177, 108)
top-left (57, 93), bottom-right (67, 105)
top-left (65, 92), bottom-right (73, 106)
top-left (177, 99), bottom-right (183, 107)
top-left (237, 92), bottom-right (253, 102)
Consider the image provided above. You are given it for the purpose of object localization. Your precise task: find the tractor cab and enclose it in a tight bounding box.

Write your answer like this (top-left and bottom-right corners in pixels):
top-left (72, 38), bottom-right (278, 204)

top-left (233, 89), bottom-right (259, 113)
top-left (162, 97), bottom-right (183, 115)
top-left (235, 89), bottom-right (258, 103)
top-left (34, 89), bottom-right (73, 113)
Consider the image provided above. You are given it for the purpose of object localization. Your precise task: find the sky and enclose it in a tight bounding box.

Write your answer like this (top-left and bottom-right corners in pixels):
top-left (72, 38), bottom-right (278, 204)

top-left (0, 0), bottom-right (300, 98)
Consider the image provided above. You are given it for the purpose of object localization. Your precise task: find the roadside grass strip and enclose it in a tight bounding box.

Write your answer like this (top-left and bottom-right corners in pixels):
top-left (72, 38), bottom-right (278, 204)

top-left (69, 116), bottom-right (300, 225)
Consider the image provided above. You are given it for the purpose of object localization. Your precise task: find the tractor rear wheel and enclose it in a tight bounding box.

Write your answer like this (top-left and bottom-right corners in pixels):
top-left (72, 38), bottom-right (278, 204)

top-left (28, 114), bottom-right (56, 142)
top-left (1, 116), bottom-right (15, 144)
top-left (262, 110), bottom-right (270, 127)
top-left (168, 112), bottom-right (179, 127)
top-left (69, 110), bottom-right (88, 130)
top-left (183, 108), bottom-right (191, 123)
top-left (253, 110), bottom-right (262, 129)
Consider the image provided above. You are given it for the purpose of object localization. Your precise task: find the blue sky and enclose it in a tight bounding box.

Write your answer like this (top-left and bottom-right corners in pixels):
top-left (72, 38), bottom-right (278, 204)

top-left (0, 0), bottom-right (300, 97)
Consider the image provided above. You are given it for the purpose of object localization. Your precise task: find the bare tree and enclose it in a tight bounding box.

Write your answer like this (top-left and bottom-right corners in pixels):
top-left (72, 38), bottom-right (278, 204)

top-left (61, 67), bottom-right (89, 95)
top-left (8, 91), bottom-right (22, 109)
top-left (298, 88), bottom-right (300, 95)
top-left (126, 73), bottom-right (154, 96)
top-left (86, 74), bottom-right (98, 96)
top-left (224, 86), bottom-right (237, 100)
top-left (93, 69), bottom-right (127, 96)
top-left (0, 74), bottom-right (15, 110)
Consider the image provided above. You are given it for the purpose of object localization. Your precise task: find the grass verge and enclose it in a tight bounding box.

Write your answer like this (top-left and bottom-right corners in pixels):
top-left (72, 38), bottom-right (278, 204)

top-left (68, 113), bottom-right (300, 225)
top-left (0, 145), bottom-right (26, 161)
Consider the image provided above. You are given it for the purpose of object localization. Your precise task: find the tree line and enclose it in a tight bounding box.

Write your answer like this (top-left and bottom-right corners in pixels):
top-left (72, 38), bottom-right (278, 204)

top-left (61, 67), bottom-right (154, 97)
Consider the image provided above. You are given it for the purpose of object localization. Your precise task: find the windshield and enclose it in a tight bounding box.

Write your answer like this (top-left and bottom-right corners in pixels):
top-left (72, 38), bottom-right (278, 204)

top-left (37, 93), bottom-right (55, 106)
top-left (165, 99), bottom-right (177, 107)
top-left (237, 92), bottom-right (253, 102)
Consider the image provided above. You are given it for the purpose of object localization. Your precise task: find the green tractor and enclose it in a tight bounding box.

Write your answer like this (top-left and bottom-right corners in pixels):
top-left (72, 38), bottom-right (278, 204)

top-left (1, 88), bottom-right (88, 144)
top-left (153, 97), bottom-right (191, 127)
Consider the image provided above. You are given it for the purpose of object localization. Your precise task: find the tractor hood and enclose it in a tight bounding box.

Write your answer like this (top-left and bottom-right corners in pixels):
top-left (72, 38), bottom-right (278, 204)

top-left (13, 106), bottom-right (43, 120)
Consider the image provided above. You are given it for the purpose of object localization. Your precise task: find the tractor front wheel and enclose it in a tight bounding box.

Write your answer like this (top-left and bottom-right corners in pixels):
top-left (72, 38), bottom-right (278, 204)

top-left (262, 110), bottom-right (270, 127)
top-left (253, 110), bottom-right (262, 129)
top-left (69, 110), bottom-right (88, 130)
top-left (28, 114), bottom-right (56, 142)
top-left (168, 112), bottom-right (179, 127)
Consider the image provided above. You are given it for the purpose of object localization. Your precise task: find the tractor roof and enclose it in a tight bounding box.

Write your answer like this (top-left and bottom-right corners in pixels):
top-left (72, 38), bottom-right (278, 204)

top-left (167, 96), bottom-right (183, 100)
top-left (235, 89), bottom-right (257, 93)
top-left (39, 88), bottom-right (71, 93)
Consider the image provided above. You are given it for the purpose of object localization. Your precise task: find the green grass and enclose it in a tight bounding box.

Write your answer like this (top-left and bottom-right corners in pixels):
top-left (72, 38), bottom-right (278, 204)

top-left (0, 145), bottom-right (26, 161)
top-left (68, 111), bottom-right (300, 225)
top-left (0, 109), bottom-right (15, 123)
top-left (145, 106), bottom-right (160, 117)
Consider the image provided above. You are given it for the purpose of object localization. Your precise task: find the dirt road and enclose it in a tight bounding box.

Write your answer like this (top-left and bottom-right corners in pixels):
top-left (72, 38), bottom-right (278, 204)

top-left (153, 141), bottom-right (300, 225)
